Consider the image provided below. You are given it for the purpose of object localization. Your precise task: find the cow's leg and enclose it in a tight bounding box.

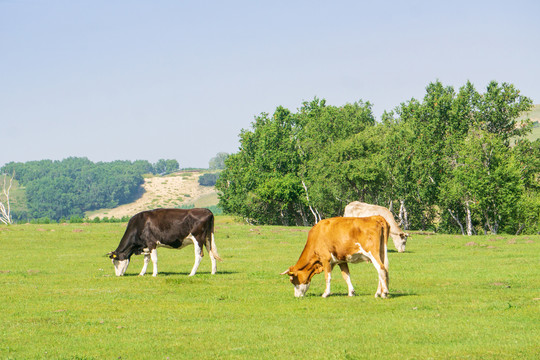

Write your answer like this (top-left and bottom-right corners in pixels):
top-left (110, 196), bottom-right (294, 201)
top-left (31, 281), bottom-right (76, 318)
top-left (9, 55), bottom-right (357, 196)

top-left (361, 250), bottom-right (389, 298)
top-left (371, 259), bottom-right (389, 298)
top-left (189, 235), bottom-right (203, 276)
top-left (322, 263), bottom-right (334, 298)
top-left (139, 252), bottom-right (150, 276)
top-left (151, 248), bottom-right (158, 277)
top-left (204, 237), bottom-right (217, 275)
top-left (339, 263), bottom-right (355, 296)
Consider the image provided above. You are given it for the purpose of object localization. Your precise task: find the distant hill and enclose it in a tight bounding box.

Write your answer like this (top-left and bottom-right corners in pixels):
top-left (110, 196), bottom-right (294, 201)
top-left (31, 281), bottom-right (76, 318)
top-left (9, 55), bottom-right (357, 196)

top-left (521, 104), bottom-right (540, 141)
top-left (86, 171), bottom-right (219, 220)
top-left (521, 104), bottom-right (540, 122)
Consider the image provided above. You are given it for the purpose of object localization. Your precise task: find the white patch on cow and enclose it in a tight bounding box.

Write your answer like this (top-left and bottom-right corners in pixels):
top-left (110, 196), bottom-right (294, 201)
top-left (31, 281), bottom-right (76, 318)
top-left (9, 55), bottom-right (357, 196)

top-left (156, 241), bottom-right (174, 249)
top-left (353, 242), bottom-right (389, 298)
top-left (322, 272), bottom-right (332, 298)
top-left (208, 235), bottom-right (217, 274)
top-left (139, 253), bottom-right (150, 276)
top-left (294, 283), bottom-right (310, 298)
top-left (342, 272), bottom-right (355, 296)
top-left (346, 252), bottom-right (371, 264)
top-left (112, 259), bottom-right (130, 276)
top-left (353, 242), bottom-right (378, 265)
top-left (188, 234), bottom-right (203, 276)
top-left (151, 248), bottom-right (158, 276)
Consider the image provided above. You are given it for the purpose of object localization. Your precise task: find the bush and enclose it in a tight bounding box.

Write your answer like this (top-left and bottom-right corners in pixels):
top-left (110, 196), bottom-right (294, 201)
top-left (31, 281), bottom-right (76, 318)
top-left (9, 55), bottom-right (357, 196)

top-left (198, 173), bottom-right (219, 187)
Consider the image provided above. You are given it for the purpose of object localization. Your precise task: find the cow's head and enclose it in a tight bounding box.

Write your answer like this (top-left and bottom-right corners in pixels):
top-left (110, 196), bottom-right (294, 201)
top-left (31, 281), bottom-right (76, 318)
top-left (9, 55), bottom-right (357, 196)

top-left (280, 268), bottom-right (314, 297)
top-left (108, 251), bottom-right (130, 276)
top-left (391, 232), bottom-right (408, 253)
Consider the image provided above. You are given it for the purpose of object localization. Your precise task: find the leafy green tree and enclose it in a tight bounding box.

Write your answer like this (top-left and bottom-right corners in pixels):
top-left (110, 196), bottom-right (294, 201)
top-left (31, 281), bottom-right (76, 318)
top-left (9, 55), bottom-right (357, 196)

top-left (512, 139), bottom-right (540, 234)
top-left (217, 82), bottom-right (537, 233)
top-left (442, 130), bottom-right (524, 234)
top-left (304, 126), bottom-right (386, 217)
top-left (217, 106), bottom-right (305, 225)
top-left (297, 98), bottom-right (376, 220)
top-left (198, 173), bottom-right (220, 187)
top-left (476, 81), bottom-right (533, 144)
top-left (209, 152), bottom-right (229, 170)
top-left (1, 158), bottom-right (147, 221)
top-left (153, 159), bottom-right (179, 174)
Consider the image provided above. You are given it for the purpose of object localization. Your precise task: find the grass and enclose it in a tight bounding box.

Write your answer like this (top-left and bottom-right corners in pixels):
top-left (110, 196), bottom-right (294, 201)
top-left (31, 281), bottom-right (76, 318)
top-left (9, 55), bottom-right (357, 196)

top-left (191, 191), bottom-right (219, 208)
top-left (0, 219), bottom-right (539, 359)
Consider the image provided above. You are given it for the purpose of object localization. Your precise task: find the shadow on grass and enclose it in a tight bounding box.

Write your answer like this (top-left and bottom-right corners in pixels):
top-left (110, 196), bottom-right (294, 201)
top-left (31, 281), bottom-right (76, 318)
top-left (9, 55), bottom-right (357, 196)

top-left (388, 249), bottom-right (415, 254)
top-left (149, 270), bottom-right (239, 276)
top-left (304, 291), bottom-right (416, 298)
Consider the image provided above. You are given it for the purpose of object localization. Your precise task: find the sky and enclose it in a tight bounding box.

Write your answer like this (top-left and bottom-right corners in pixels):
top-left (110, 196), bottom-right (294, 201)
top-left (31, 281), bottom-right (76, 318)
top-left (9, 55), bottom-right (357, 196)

top-left (1, 0), bottom-right (539, 169)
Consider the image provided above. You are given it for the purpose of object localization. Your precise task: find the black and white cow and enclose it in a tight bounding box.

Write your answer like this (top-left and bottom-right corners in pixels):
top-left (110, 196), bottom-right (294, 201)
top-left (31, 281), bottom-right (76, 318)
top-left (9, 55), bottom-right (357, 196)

top-left (108, 208), bottom-right (222, 276)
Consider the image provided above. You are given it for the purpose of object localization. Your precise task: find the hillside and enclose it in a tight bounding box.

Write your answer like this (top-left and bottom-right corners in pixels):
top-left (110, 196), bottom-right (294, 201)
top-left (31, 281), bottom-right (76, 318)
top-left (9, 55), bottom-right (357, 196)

top-left (87, 171), bottom-right (218, 220)
top-left (521, 104), bottom-right (540, 141)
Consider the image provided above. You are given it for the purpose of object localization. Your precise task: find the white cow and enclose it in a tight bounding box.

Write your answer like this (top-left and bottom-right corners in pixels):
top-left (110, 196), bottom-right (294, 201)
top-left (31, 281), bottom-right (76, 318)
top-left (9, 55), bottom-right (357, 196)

top-left (344, 201), bottom-right (408, 252)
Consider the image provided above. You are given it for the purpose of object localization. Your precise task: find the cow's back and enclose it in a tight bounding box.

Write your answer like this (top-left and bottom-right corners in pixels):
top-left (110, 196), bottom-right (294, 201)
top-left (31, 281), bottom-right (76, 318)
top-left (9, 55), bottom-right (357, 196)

top-left (308, 216), bottom-right (388, 253)
top-left (344, 201), bottom-right (403, 235)
top-left (140, 208), bottom-right (214, 241)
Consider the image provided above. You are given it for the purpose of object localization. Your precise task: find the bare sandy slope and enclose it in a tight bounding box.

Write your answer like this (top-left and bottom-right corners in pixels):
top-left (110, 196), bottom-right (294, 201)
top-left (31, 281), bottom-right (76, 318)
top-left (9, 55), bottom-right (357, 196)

top-left (88, 171), bottom-right (217, 219)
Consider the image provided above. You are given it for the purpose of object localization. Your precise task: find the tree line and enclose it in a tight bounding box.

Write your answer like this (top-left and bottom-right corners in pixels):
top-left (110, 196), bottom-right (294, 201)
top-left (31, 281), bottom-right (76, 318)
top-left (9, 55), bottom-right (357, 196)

top-left (216, 80), bottom-right (540, 235)
top-left (1, 157), bottom-right (179, 221)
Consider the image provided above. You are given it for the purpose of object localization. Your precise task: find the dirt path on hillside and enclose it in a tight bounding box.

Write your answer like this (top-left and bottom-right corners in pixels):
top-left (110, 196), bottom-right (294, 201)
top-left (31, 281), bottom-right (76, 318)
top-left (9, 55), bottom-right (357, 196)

top-left (88, 172), bottom-right (217, 219)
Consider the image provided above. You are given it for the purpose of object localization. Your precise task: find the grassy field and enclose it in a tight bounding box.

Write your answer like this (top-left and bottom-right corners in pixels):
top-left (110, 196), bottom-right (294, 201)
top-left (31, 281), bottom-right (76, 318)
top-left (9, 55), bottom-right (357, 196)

top-left (0, 218), bottom-right (539, 359)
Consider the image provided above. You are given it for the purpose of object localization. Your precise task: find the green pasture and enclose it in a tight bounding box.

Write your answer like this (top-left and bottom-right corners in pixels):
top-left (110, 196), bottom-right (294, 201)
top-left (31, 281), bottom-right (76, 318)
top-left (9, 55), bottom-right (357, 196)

top-left (0, 219), bottom-right (539, 359)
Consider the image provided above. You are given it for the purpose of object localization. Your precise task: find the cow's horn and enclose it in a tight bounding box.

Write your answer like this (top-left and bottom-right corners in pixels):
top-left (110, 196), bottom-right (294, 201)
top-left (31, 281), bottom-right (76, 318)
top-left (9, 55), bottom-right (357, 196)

top-left (280, 269), bottom-right (290, 275)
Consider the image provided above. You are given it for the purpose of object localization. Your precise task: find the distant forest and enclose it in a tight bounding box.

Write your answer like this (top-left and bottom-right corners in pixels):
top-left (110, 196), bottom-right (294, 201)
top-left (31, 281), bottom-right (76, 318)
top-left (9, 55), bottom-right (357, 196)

top-left (1, 158), bottom-right (179, 221)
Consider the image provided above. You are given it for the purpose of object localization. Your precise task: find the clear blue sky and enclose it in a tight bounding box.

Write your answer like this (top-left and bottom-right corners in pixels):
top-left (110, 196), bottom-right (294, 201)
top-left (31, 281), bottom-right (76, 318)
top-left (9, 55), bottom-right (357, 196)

top-left (1, 0), bottom-right (539, 168)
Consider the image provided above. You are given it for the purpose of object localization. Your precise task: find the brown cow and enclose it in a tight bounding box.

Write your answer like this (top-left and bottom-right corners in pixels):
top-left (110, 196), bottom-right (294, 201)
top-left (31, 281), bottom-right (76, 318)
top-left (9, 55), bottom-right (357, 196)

top-left (281, 216), bottom-right (390, 298)
top-left (108, 208), bottom-right (222, 277)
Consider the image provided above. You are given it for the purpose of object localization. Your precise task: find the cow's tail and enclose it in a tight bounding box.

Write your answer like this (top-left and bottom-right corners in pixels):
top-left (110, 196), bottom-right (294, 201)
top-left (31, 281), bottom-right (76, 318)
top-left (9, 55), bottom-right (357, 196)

top-left (382, 219), bottom-right (389, 270)
top-left (379, 220), bottom-right (390, 271)
top-left (207, 215), bottom-right (223, 262)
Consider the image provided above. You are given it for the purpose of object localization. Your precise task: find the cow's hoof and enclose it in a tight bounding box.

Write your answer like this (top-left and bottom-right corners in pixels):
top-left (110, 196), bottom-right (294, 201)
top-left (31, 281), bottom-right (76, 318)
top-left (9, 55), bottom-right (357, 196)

top-left (322, 292), bottom-right (330, 298)
top-left (348, 291), bottom-right (356, 297)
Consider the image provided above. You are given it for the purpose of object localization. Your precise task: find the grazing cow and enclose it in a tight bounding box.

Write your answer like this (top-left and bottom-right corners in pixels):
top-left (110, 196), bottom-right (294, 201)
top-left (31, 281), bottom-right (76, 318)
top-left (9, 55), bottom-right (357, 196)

top-left (108, 208), bottom-right (222, 277)
top-left (344, 201), bottom-right (408, 252)
top-left (281, 216), bottom-right (390, 298)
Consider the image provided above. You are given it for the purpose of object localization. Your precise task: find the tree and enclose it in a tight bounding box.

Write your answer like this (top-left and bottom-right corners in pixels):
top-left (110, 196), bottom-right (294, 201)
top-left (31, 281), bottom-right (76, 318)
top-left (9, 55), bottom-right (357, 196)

top-left (153, 159), bottom-right (179, 175)
top-left (199, 173), bottom-right (219, 186)
top-left (0, 172), bottom-right (14, 224)
top-left (217, 99), bottom-right (377, 225)
top-left (217, 82), bottom-right (537, 233)
top-left (297, 98), bottom-right (376, 220)
top-left (476, 81), bottom-right (533, 144)
top-left (217, 106), bottom-right (305, 225)
top-left (209, 152), bottom-right (229, 170)
top-left (1, 158), bottom-right (147, 221)
top-left (512, 139), bottom-right (540, 234)
top-left (442, 130), bottom-right (524, 234)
